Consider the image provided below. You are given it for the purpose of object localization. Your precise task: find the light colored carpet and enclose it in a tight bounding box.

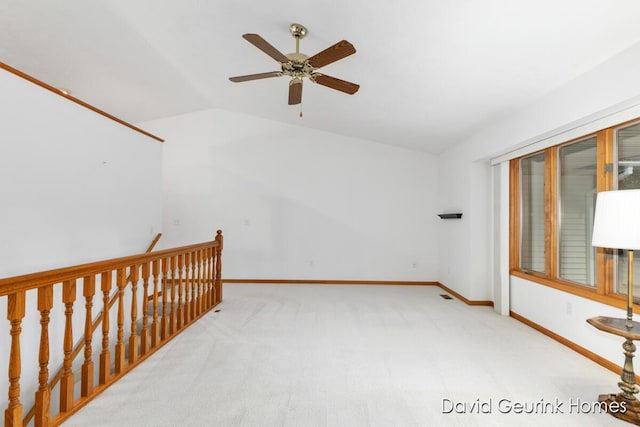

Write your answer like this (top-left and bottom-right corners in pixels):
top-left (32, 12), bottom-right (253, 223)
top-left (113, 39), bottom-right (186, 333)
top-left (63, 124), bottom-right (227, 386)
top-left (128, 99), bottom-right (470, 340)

top-left (63, 284), bottom-right (627, 426)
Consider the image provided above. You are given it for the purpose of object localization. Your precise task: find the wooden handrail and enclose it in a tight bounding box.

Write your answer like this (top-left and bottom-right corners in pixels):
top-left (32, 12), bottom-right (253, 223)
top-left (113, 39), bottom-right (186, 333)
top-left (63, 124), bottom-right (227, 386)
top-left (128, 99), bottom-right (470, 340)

top-left (0, 240), bottom-right (214, 296)
top-left (2, 231), bottom-right (223, 427)
top-left (145, 232), bottom-right (163, 253)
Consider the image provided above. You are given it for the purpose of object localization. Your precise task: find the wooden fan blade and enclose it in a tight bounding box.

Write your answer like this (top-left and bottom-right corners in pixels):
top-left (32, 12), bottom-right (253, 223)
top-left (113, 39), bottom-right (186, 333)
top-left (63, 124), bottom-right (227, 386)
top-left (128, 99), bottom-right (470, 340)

top-left (242, 34), bottom-right (290, 63)
top-left (229, 71), bottom-right (281, 82)
top-left (312, 74), bottom-right (360, 95)
top-left (288, 79), bottom-right (303, 105)
top-left (307, 40), bottom-right (356, 69)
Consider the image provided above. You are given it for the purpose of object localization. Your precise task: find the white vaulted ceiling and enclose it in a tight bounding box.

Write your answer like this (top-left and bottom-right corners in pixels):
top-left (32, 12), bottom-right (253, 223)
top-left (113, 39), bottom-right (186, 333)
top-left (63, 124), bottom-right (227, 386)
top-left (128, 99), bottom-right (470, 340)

top-left (2, 0), bottom-right (640, 153)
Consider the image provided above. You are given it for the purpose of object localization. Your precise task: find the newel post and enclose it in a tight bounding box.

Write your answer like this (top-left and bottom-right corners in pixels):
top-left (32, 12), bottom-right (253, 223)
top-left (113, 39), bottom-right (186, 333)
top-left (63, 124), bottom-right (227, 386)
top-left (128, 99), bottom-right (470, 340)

top-left (215, 230), bottom-right (223, 304)
top-left (5, 290), bottom-right (26, 427)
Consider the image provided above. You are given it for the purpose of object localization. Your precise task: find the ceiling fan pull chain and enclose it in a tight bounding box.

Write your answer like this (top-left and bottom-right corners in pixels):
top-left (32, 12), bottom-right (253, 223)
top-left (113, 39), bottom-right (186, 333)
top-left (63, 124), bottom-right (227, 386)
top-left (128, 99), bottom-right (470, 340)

top-left (299, 104), bottom-right (303, 118)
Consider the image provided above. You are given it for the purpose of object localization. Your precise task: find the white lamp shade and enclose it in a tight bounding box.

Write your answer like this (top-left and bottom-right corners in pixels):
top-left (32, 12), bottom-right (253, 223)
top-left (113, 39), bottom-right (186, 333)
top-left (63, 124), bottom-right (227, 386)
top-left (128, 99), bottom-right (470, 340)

top-left (592, 189), bottom-right (640, 250)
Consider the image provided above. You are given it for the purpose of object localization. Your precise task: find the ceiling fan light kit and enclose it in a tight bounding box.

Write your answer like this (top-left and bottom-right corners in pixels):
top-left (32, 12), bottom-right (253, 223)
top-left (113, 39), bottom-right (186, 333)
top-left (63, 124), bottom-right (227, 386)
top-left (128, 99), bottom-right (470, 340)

top-left (229, 23), bottom-right (360, 107)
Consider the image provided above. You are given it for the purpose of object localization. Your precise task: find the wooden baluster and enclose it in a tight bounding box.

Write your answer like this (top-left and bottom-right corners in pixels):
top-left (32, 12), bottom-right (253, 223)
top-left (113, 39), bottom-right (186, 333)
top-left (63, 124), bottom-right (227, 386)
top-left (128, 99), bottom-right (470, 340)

top-left (129, 264), bottom-right (139, 363)
top-left (210, 246), bottom-right (216, 306)
top-left (177, 254), bottom-right (184, 330)
top-left (170, 256), bottom-right (177, 335)
top-left (201, 248), bottom-right (207, 310)
top-left (198, 250), bottom-right (205, 315)
top-left (5, 291), bottom-right (25, 427)
top-left (184, 252), bottom-right (191, 324)
top-left (151, 260), bottom-right (160, 348)
top-left (191, 251), bottom-right (198, 318)
top-left (190, 251), bottom-right (196, 321)
top-left (60, 280), bottom-right (76, 412)
top-left (193, 251), bottom-right (200, 317)
top-left (140, 262), bottom-right (150, 356)
top-left (215, 230), bottom-right (224, 304)
top-left (34, 285), bottom-right (53, 427)
top-left (161, 258), bottom-right (168, 341)
top-left (203, 249), bottom-right (209, 311)
top-left (114, 268), bottom-right (126, 374)
top-left (81, 276), bottom-right (95, 398)
top-left (204, 247), bottom-right (211, 309)
top-left (99, 271), bottom-right (112, 385)
top-left (210, 246), bottom-right (216, 305)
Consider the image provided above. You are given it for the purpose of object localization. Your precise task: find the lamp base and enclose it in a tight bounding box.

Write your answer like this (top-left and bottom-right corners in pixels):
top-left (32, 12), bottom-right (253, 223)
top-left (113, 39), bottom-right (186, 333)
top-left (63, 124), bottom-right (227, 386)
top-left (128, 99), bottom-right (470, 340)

top-left (599, 393), bottom-right (640, 425)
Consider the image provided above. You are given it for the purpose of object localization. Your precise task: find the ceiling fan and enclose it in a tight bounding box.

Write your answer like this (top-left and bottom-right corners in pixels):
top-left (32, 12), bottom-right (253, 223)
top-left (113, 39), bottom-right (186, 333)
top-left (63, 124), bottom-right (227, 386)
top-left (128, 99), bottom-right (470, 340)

top-left (229, 23), bottom-right (360, 106)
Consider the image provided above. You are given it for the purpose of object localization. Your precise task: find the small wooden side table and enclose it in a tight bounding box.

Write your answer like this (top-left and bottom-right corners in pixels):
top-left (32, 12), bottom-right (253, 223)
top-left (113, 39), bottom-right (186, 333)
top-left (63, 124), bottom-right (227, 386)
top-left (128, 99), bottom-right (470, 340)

top-left (588, 316), bottom-right (640, 425)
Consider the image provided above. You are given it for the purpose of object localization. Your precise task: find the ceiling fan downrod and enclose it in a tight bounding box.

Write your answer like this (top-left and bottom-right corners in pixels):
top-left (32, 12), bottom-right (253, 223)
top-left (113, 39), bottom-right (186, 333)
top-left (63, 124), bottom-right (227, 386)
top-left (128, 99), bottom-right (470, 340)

top-left (289, 23), bottom-right (307, 55)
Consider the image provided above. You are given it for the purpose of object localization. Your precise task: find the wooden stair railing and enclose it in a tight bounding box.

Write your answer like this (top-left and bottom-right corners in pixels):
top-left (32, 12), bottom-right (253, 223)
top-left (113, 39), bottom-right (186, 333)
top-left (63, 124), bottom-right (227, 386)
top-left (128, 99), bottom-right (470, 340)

top-left (1, 230), bottom-right (223, 427)
top-left (22, 233), bottom-right (164, 426)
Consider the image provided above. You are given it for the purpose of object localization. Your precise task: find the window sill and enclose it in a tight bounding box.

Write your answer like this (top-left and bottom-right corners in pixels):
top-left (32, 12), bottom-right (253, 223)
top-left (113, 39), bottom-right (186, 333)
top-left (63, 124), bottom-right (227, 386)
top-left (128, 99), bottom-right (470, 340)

top-left (510, 269), bottom-right (636, 311)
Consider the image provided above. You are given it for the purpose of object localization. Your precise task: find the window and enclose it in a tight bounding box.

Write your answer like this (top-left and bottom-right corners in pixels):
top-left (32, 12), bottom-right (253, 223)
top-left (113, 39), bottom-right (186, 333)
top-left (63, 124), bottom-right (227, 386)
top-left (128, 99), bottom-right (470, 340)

top-left (558, 137), bottom-right (597, 286)
top-left (510, 119), bottom-right (640, 311)
top-left (520, 153), bottom-right (546, 273)
top-left (615, 122), bottom-right (640, 297)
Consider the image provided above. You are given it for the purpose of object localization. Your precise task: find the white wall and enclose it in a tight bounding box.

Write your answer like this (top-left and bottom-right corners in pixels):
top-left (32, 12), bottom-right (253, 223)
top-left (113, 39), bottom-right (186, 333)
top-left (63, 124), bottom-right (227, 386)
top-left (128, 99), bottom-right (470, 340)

top-left (140, 108), bottom-right (439, 281)
top-left (0, 68), bottom-right (163, 414)
top-left (491, 161), bottom-right (510, 315)
top-left (436, 147), bottom-right (471, 296)
top-left (0, 70), bottom-right (163, 278)
top-left (437, 40), bottom-right (640, 367)
top-left (511, 276), bottom-right (636, 364)
top-left (436, 148), bottom-right (492, 300)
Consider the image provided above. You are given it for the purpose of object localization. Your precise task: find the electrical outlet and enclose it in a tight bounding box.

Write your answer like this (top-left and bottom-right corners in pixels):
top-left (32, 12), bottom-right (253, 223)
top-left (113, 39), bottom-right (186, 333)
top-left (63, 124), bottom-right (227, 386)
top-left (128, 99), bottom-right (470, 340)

top-left (566, 302), bottom-right (572, 316)
top-left (309, 260), bottom-right (314, 267)
top-left (412, 261), bottom-right (417, 268)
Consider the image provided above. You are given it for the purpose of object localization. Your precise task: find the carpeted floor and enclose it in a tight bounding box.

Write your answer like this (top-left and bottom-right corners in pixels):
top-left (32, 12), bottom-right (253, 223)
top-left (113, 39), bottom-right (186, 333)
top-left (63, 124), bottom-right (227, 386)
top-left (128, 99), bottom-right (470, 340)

top-left (63, 284), bottom-right (628, 426)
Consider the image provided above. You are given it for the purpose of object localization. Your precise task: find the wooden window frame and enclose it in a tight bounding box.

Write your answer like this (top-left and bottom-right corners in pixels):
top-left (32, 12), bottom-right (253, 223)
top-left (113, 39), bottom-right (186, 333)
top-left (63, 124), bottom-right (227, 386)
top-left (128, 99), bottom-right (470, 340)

top-left (509, 123), bottom-right (636, 312)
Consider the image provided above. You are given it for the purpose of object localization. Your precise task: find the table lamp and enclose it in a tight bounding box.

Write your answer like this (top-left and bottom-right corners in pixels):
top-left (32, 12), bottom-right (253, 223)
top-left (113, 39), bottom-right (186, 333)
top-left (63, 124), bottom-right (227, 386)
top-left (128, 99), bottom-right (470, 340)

top-left (592, 189), bottom-right (640, 326)
top-left (589, 189), bottom-right (640, 424)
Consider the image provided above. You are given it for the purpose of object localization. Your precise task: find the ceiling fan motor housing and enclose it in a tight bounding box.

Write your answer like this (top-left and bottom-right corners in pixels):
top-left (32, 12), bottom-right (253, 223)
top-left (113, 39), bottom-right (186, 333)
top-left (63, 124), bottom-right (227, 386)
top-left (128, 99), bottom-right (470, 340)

top-left (282, 54), bottom-right (314, 79)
